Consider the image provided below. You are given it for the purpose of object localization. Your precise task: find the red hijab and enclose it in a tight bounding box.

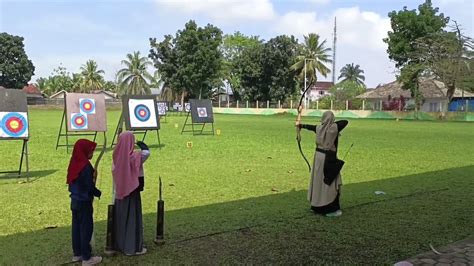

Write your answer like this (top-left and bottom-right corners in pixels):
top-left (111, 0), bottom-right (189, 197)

top-left (67, 139), bottom-right (97, 184)
top-left (112, 131), bottom-right (141, 199)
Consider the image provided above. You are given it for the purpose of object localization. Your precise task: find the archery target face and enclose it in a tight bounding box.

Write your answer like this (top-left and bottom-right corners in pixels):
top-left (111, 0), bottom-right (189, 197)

top-left (0, 112), bottom-right (29, 138)
top-left (128, 99), bottom-right (157, 128)
top-left (185, 103), bottom-right (191, 112)
top-left (71, 113), bottom-right (88, 130)
top-left (79, 98), bottom-right (96, 114)
top-left (65, 93), bottom-right (106, 132)
top-left (197, 107), bottom-right (207, 118)
top-left (157, 102), bottom-right (167, 116)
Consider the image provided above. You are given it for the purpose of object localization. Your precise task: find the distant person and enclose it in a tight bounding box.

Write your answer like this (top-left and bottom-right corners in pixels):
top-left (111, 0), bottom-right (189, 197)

top-left (67, 139), bottom-right (102, 265)
top-left (296, 110), bottom-right (348, 217)
top-left (112, 132), bottom-right (150, 256)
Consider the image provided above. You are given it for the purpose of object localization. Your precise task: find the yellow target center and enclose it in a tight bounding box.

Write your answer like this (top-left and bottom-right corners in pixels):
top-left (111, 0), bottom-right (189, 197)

top-left (10, 120), bottom-right (19, 129)
top-left (84, 103), bottom-right (91, 109)
top-left (77, 118), bottom-right (83, 124)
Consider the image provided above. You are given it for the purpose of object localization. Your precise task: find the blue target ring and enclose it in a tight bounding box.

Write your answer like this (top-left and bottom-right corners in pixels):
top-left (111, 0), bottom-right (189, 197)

top-left (80, 98), bottom-right (95, 114)
top-left (134, 104), bottom-right (151, 122)
top-left (1, 112), bottom-right (28, 137)
top-left (71, 113), bottom-right (88, 129)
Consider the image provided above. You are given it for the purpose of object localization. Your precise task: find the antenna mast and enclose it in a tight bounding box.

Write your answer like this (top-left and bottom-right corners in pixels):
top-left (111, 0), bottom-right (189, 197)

top-left (332, 17), bottom-right (337, 84)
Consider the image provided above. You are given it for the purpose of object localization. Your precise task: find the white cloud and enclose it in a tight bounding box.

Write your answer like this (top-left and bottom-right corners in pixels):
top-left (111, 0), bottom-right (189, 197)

top-left (155, 0), bottom-right (276, 23)
top-left (274, 7), bottom-right (393, 88)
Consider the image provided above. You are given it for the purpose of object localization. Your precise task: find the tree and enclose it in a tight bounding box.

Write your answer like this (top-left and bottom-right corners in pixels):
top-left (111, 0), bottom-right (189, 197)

top-left (290, 33), bottom-right (332, 89)
top-left (0, 33), bottom-right (35, 89)
top-left (384, 0), bottom-right (449, 109)
top-left (221, 32), bottom-right (262, 99)
top-left (35, 65), bottom-right (75, 96)
top-left (116, 51), bottom-right (153, 95)
top-left (410, 22), bottom-right (474, 100)
top-left (80, 60), bottom-right (104, 92)
top-left (330, 80), bottom-right (366, 109)
top-left (260, 35), bottom-right (299, 101)
top-left (234, 42), bottom-right (264, 101)
top-left (150, 70), bottom-right (164, 90)
top-left (102, 80), bottom-right (117, 93)
top-left (149, 35), bottom-right (180, 99)
top-left (338, 63), bottom-right (365, 86)
top-left (149, 20), bottom-right (223, 101)
top-left (71, 73), bottom-right (83, 92)
top-left (384, 0), bottom-right (449, 68)
top-left (462, 57), bottom-right (474, 92)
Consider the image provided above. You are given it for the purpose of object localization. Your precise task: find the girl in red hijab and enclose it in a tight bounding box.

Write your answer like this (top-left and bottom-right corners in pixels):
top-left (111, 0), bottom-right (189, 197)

top-left (67, 139), bottom-right (102, 265)
top-left (112, 131), bottom-right (150, 256)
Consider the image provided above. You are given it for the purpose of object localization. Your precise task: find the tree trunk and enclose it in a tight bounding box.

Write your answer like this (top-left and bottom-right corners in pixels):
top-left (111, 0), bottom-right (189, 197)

top-left (180, 91), bottom-right (185, 108)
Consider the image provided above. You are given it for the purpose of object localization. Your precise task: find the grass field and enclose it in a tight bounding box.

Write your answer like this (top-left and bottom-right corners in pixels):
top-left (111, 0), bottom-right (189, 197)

top-left (0, 109), bottom-right (473, 264)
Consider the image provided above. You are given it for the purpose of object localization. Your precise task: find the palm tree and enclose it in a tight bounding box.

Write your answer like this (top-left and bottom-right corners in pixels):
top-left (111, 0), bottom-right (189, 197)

top-left (80, 60), bottom-right (104, 92)
top-left (290, 33), bottom-right (332, 89)
top-left (338, 63), bottom-right (365, 86)
top-left (150, 70), bottom-right (164, 90)
top-left (116, 51), bottom-right (154, 95)
top-left (71, 73), bottom-right (83, 92)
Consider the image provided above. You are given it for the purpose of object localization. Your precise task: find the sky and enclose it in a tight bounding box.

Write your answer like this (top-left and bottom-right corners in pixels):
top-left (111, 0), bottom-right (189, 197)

top-left (0, 0), bottom-right (472, 88)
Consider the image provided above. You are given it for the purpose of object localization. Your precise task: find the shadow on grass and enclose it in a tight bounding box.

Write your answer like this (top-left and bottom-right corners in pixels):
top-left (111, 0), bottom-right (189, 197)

top-left (1, 166), bottom-right (473, 264)
top-left (0, 169), bottom-right (58, 181)
top-left (147, 144), bottom-right (166, 149)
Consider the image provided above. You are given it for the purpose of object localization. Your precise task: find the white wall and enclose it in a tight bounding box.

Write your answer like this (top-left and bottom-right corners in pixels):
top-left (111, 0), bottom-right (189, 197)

top-left (308, 90), bottom-right (331, 101)
top-left (421, 99), bottom-right (447, 112)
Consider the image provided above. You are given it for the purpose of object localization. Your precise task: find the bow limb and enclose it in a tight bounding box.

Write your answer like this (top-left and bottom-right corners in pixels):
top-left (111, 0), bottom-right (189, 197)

top-left (93, 133), bottom-right (107, 183)
top-left (296, 82), bottom-right (312, 172)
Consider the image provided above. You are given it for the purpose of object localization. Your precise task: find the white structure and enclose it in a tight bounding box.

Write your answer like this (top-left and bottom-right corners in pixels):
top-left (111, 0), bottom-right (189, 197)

top-left (307, 81), bottom-right (334, 101)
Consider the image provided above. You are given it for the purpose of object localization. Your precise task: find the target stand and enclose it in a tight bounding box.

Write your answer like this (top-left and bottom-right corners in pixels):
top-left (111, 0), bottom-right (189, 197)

top-left (55, 108), bottom-right (100, 153)
top-left (55, 92), bottom-right (107, 153)
top-left (180, 99), bottom-right (215, 136)
top-left (111, 112), bottom-right (161, 148)
top-left (0, 88), bottom-right (30, 179)
top-left (157, 101), bottom-right (168, 123)
top-left (0, 138), bottom-right (29, 179)
top-left (181, 112), bottom-right (215, 135)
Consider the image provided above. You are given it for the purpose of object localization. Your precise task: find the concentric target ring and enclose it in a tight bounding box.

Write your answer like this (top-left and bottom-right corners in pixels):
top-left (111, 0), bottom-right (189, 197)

top-left (80, 99), bottom-right (95, 114)
top-left (71, 113), bottom-right (88, 129)
top-left (1, 112), bottom-right (27, 137)
top-left (134, 104), bottom-right (151, 122)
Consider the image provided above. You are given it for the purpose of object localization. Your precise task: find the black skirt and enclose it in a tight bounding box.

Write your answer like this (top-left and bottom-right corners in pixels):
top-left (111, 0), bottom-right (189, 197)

top-left (311, 193), bottom-right (340, 215)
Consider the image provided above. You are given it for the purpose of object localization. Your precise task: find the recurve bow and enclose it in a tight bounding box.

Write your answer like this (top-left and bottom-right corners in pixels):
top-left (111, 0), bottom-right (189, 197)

top-left (296, 82), bottom-right (313, 172)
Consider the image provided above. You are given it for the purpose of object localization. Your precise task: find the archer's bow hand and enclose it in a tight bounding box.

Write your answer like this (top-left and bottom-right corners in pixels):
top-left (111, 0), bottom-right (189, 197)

top-left (298, 105), bottom-right (303, 112)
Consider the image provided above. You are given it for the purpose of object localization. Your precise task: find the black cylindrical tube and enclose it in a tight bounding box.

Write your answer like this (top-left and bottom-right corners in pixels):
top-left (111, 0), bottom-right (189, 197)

top-left (105, 204), bottom-right (115, 254)
top-left (154, 200), bottom-right (165, 244)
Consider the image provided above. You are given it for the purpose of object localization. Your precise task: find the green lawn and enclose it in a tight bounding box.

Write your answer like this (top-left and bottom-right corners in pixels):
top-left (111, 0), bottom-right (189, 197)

top-left (0, 109), bottom-right (473, 264)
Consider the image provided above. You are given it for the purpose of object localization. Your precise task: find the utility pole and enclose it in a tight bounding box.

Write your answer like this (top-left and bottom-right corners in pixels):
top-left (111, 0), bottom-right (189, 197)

top-left (332, 17), bottom-right (337, 84)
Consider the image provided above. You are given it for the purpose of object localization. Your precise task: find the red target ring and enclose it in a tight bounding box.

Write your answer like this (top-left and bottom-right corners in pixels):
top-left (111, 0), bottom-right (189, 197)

top-left (6, 117), bottom-right (24, 133)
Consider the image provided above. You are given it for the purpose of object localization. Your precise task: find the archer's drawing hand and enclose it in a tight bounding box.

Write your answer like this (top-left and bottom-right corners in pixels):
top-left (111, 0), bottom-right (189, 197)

top-left (136, 141), bottom-right (149, 150)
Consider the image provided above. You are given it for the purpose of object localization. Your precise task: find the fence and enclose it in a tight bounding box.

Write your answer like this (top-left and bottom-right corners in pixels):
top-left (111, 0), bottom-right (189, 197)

top-left (27, 98), bottom-right (473, 121)
top-left (212, 99), bottom-right (471, 112)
